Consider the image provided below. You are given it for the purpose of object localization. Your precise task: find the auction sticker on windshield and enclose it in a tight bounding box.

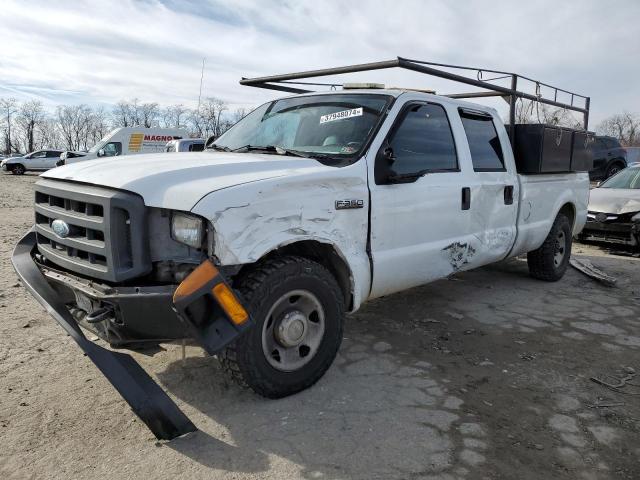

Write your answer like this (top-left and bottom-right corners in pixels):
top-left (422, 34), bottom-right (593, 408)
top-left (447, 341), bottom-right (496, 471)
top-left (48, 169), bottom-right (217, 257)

top-left (320, 107), bottom-right (363, 124)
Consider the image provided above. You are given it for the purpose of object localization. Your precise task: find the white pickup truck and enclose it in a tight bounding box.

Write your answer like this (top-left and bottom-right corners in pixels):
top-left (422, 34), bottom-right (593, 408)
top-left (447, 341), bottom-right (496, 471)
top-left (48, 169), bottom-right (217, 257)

top-left (12, 60), bottom-right (591, 439)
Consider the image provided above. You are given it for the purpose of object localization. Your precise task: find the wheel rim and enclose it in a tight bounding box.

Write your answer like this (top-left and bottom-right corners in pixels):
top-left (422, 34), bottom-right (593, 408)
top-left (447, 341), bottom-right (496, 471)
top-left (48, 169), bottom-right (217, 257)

top-left (261, 289), bottom-right (325, 372)
top-left (554, 230), bottom-right (567, 267)
top-left (15, 166), bottom-right (24, 174)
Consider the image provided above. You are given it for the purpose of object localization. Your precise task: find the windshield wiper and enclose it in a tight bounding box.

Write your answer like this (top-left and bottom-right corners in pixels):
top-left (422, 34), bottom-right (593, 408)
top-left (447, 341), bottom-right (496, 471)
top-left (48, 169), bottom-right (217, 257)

top-left (232, 144), bottom-right (338, 161)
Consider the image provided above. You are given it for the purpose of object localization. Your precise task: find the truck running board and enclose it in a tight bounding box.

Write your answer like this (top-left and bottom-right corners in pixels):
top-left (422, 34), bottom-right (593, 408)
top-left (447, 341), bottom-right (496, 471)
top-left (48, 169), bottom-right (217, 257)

top-left (12, 231), bottom-right (197, 441)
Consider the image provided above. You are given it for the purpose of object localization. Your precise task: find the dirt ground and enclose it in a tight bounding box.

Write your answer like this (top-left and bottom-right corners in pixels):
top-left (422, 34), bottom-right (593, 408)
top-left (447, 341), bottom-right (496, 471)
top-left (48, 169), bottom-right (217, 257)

top-left (1, 172), bottom-right (639, 480)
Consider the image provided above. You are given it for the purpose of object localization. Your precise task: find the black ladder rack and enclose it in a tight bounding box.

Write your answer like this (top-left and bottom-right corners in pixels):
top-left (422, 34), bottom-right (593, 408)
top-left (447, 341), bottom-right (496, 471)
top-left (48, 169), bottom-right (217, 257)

top-left (239, 57), bottom-right (591, 146)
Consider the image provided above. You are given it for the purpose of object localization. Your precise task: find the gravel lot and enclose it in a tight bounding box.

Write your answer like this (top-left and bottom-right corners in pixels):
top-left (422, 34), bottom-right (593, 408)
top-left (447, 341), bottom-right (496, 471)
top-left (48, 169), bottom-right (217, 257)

top-left (1, 172), bottom-right (639, 480)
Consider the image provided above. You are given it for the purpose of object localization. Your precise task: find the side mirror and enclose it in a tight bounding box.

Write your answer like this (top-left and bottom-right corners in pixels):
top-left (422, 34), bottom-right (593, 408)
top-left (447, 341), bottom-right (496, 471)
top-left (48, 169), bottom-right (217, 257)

top-left (374, 143), bottom-right (398, 184)
top-left (380, 146), bottom-right (396, 164)
top-left (98, 148), bottom-right (105, 157)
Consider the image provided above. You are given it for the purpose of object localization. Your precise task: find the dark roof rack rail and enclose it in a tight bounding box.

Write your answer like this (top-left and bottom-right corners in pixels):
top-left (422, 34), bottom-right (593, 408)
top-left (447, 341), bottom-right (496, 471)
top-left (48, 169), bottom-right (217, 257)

top-left (240, 57), bottom-right (591, 135)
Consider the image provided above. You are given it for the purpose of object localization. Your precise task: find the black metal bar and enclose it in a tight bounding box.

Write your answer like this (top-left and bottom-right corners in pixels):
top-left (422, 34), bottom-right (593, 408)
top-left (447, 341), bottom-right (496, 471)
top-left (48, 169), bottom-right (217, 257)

top-left (240, 81), bottom-right (312, 94)
top-left (239, 57), bottom-right (590, 129)
top-left (509, 75), bottom-right (517, 150)
top-left (398, 58), bottom-right (587, 115)
top-left (584, 97), bottom-right (591, 130)
top-left (12, 230), bottom-right (197, 441)
top-left (446, 91), bottom-right (508, 99)
top-left (239, 59), bottom-right (400, 86)
top-left (399, 57), bottom-right (514, 76)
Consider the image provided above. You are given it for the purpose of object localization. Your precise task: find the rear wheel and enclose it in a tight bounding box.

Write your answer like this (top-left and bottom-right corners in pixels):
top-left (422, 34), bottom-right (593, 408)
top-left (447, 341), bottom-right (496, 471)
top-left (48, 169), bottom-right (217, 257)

top-left (527, 213), bottom-right (572, 281)
top-left (606, 162), bottom-right (624, 178)
top-left (220, 256), bottom-right (345, 398)
top-left (12, 164), bottom-right (25, 175)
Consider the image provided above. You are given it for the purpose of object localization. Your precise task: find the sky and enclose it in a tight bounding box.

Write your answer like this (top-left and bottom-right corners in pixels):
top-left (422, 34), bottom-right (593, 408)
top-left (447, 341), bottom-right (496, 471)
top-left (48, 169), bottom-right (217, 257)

top-left (1, 0), bottom-right (639, 126)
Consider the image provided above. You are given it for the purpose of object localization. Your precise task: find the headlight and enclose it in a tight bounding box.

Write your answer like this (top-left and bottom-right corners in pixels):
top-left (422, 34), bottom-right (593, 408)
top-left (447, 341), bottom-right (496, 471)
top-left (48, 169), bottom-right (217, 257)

top-left (171, 212), bottom-right (204, 248)
top-left (632, 212), bottom-right (640, 222)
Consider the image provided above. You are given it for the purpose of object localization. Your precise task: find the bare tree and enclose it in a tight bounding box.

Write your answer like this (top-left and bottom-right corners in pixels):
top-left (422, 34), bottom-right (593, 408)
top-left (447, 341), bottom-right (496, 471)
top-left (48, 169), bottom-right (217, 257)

top-left (191, 97), bottom-right (229, 139)
top-left (0, 98), bottom-right (18, 153)
top-left (112, 98), bottom-right (142, 127)
top-left (232, 107), bottom-right (248, 123)
top-left (514, 99), bottom-right (581, 128)
top-left (140, 102), bottom-right (160, 128)
top-left (87, 107), bottom-right (110, 148)
top-left (162, 104), bottom-right (190, 128)
top-left (56, 104), bottom-right (95, 151)
top-left (16, 100), bottom-right (46, 152)
top-left (597, 112), bottom-right (640, 146)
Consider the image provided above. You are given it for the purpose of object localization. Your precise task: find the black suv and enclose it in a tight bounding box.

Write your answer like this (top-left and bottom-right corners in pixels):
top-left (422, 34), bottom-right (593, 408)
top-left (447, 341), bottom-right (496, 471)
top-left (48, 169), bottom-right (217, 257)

top-left (589, 136), bottom-right (627, 180)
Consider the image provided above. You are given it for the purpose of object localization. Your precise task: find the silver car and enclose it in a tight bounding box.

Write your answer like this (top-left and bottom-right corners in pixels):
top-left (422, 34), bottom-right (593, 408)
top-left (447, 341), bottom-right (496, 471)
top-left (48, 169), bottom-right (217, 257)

top-left (581, 166), bottom-right (640, 246)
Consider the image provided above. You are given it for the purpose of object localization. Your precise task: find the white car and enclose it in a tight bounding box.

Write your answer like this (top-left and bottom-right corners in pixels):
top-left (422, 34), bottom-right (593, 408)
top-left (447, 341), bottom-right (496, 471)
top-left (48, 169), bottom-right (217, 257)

top-left (2, 149), bottom-right (64, 174)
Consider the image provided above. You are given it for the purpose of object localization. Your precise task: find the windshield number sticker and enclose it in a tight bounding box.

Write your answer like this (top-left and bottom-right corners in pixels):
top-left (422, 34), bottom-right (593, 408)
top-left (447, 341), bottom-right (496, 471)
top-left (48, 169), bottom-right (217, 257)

top-left (320, 108), bottom-right (363, 124)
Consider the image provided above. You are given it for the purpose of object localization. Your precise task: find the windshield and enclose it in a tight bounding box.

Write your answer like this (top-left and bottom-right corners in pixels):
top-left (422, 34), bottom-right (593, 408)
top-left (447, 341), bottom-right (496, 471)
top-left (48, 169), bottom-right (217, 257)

top-left (213, 94), bottom-right (391, 159)
top-left (89, 129), bottom-right (118, 153)
top-left (600, 167), bottom-right (640, 189)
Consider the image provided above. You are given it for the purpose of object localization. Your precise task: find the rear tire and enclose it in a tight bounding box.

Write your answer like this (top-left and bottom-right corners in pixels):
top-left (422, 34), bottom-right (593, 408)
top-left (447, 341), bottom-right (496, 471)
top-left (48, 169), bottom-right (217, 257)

top-left (527, 213), bottom-right (572, 282)
top-left (220, 255), bottom-right (345, 398)
top-left (605, 162), bottom-right (624, 178)
top-left (12, 164), bottom-right (25, 175)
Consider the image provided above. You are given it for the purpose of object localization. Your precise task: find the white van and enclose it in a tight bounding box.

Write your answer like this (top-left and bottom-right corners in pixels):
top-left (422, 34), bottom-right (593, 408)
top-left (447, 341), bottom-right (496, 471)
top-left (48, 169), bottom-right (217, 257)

top-left (164, 138), bottom-right (205, 152)
top-left (61, 127), bottom-right (189, 164)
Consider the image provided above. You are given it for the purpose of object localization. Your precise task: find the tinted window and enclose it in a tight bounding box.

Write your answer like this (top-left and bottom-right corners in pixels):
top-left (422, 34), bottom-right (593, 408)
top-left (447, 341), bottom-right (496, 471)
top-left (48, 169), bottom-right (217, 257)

top-left (459, 110), bottom-right (505, 171)
top-left (46, 150), bottom-right (62, 157)
top-left (189, 143), bottom-right (205, 152)
top-left (387, 103), bottom-right (457, 175)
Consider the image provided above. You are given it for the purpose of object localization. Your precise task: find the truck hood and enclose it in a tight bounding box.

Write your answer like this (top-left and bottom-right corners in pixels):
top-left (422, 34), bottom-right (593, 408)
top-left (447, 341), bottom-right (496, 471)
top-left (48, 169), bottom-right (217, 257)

top-left (42, 152), bottom-right (330, 211)
top-left (588, 187), bottom-right (640, 214)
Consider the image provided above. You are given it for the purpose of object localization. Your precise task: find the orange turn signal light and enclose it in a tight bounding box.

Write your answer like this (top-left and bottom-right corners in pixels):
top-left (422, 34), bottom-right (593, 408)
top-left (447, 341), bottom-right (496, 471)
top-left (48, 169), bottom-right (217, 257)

top-left (212, 283), bottom-right (249, 325)
top-left (173, 260), bottom-right (219, 302)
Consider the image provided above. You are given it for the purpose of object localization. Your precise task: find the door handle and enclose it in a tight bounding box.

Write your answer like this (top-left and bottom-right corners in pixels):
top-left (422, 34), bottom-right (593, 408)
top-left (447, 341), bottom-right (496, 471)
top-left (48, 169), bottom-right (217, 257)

top-left (504, 185), bottom-right (514, 205)
top-left (461, 187), bottom-right (471, 210)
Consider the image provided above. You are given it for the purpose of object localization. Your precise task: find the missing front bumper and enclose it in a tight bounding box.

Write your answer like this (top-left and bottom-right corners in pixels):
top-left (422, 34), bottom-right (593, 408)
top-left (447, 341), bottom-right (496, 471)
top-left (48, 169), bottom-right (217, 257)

top-left (12, 229), bottom-right (253, 440)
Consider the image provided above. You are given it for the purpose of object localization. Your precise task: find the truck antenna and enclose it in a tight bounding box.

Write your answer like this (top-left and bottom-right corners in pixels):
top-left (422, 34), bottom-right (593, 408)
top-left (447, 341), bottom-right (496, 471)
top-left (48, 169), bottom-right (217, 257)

top-left (197, 57), bottom-right (206, 113)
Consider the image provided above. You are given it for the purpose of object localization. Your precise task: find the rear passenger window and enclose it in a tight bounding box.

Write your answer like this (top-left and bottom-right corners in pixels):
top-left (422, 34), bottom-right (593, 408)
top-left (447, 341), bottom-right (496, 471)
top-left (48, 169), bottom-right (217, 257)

top-left (387, 103), bottom-right (458, 175)
top-left (459, 110), bottom-right (505, 171)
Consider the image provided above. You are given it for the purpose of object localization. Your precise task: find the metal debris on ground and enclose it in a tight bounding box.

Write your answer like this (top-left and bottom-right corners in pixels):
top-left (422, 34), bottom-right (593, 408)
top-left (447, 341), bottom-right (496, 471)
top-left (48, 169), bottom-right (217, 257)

top-left (590, 370), bottom-right (640, 395)
top-left (569, 257), bottom-right (617, 287)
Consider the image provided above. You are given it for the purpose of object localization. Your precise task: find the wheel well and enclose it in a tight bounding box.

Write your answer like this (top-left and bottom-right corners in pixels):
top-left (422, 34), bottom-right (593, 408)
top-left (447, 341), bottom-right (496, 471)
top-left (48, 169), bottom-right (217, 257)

top-left (608, 158), bottom-right (626, 169)
top-left (558, 202), bottom-right (576, 229)
top-left (243, 241), bottom-right (353, 311)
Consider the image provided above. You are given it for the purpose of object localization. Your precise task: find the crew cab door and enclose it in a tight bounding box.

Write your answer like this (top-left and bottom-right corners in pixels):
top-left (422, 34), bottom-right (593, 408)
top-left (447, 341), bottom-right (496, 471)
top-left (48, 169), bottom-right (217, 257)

top-left (368, 100), bottom-right (474, 298)
top-left (457, 108), bottom-right (518, 267)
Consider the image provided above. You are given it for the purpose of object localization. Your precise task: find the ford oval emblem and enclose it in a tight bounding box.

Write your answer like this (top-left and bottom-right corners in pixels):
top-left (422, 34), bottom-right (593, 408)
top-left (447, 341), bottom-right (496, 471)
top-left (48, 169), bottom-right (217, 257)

top-left (51, 219), bottom-right (70, 238)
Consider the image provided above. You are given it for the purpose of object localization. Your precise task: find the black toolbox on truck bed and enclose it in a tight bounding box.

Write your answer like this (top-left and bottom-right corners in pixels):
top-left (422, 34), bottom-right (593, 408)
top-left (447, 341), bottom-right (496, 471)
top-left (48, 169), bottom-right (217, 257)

top-left (512, 124), bottom-right (594, 174)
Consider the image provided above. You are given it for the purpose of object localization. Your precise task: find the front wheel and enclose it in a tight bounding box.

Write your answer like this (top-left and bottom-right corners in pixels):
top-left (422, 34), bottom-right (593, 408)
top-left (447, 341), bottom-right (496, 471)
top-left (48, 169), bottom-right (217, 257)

top-left (220, 256), bottom-right (345, 398)
top-left (527, 213), bottom-right (572, 281)
top-left (12, 164), bottom-right (25, 175)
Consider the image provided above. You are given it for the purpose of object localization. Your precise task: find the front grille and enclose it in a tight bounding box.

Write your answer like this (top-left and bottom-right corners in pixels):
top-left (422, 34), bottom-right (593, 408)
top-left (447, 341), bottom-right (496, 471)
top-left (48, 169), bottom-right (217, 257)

top-left (34, 179), bottom-right (150, 282)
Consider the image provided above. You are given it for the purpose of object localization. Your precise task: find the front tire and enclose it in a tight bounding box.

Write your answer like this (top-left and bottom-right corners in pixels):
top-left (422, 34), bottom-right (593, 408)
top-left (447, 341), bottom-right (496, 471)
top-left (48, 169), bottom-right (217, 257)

top-left (527, 213), bottom-right (572, 281)
top-left (12, 164), bottom-right (25, 175)
top-left (220, 256), bottom-right (345, 398)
